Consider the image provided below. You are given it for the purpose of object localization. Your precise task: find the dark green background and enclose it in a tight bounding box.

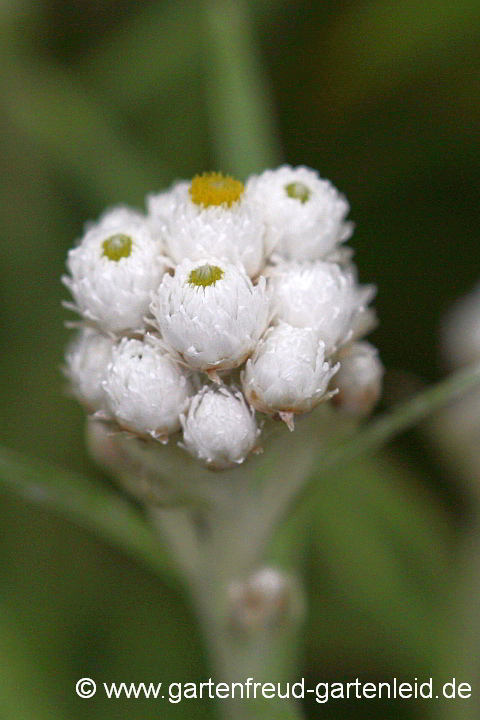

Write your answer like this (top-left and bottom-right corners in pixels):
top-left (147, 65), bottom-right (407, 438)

top-left (0, 0), bottom-right (478, 717)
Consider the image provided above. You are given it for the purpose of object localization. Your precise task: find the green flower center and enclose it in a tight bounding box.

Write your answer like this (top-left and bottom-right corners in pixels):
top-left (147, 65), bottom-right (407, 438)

top-left (102, 234), bottom-right (133, 261)
top-left (188, 264), bottom-right (224, 287)
top-left (285, 182), bottom-right (311, 204)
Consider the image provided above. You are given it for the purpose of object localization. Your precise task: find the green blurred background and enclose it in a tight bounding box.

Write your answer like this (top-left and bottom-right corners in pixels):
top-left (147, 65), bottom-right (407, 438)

top-left (0, 0), bottom-right (479, 717)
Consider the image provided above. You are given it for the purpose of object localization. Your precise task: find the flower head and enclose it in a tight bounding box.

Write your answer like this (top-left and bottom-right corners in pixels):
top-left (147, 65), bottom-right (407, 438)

top-left (103, 337), bottom-right (194, 441)
top-left (181, 385), bottom-right (259, 469)
top-left (151, 258), bottom-right (269, 373)
top-left (246, 165), bottom-right (352, 261)
top-left (269, 261), bottom-right (375, 353)
top-left (63, 207), bottom-right (166, 334)
top-left (330, 341), bottom-right (384, 415)
top-left (242, 323), bottom-right (338, 424)
top-left (147, 176), bottom-right (265, 277)
top-left (64, 328), bottom-right (114, 413)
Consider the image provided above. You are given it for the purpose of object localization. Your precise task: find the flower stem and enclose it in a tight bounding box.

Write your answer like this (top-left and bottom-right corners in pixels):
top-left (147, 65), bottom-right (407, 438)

top-left (151, 502), bottom-right (306, 720)
top-left (202, 0), bottom-right (282, 178)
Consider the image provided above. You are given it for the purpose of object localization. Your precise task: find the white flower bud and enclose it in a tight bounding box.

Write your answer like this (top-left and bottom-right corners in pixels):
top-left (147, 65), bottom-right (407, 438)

top-left (331, 341), bottom-right (384, 415)
top-left (242, 323), bottom-right (338, 425)
top-left (442, 282), bottom-right (480, 370)
top-left (245, 165), bottom-right (352, 260)
top-left (152, 258), bottom-right (269, 374)
top-left (435, 284), bottom-right (480, 488)
top-left (147, 174), bottom-right (265, 277)
top-left (103, 337), bottom-right (193, 441)
top-left (269, 261), bottom-right (375, 353)
top-left (228, 567), bottom-right (305, 632)
top-left (63, 207), bottom-right (166, 334)
top-left (350, 306), bottom-right (378, 341)
top-left (180, 385), bottom-right (259, 469)
top-left (64, 328), bottom-right (114, 412)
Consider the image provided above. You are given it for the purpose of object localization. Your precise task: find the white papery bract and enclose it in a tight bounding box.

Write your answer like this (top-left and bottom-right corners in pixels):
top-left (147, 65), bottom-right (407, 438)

top-left (242, 323), bottom-right (338, 417)
top-left (269, 261), bottom-right (375, 353)
top-left (63, 207), bottom-right (166, 334)
top-left (147, 181), bottom-right (265, 277)
top-left (65, 328), bottom-right (114, 413)
top-left (245, 165), bottom-right (352, 261)
top-left (181, 385), bottom-right (259, 469)
top-left (331, 341), bottom-right (384, 416)
top-left (103, 337), bottom-right (193, 441)
top-left (152, 258), bottom-right (269, 373)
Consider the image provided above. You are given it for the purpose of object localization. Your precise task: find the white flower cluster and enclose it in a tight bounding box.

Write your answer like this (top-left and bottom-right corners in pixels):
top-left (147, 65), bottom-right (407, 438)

top-left (64, 166), bottom-right (382, 470)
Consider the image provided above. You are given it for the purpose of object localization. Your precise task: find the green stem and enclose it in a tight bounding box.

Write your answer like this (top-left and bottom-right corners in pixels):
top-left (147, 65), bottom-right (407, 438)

top-left (288, 360), bottom-right (480, 524)
top-left (222, 362), bottom-right (480, 571)
top-left (202, 0), bottom-right (282, 177)
top-left (154, 503), bottom-right (306, 720)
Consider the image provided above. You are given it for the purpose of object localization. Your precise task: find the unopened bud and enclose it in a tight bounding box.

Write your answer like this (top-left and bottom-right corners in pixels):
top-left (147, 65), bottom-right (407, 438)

top-left (228, 567), bottom-right (305, 633)
top-left (331, 341), bottom-right (383, 415)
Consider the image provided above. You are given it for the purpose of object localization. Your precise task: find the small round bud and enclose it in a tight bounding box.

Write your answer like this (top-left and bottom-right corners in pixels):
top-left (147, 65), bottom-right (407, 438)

top-left (147, 180), bottom-right (265, 277)
top-left (63, 207), bottom-right (166, 334)
top-left (64, 328), bottom-right (114, 412)
top-left (331, 341), bottom-right (384, 415)
top-left (269, 261), bottom-right (375, 354)
top-left (442, 282), bottom-right (480, 370)
top-left (151, 258), bottom-right (269, 373)
top-left (245, 165), bottom-right (352, 261)
top-left (180, 385), bottom-right (259, 469)
top-left (242, 323), bottom-right (338, 421)
top-left (103, 337), bottom-right (194, 441)
top-left (228, 567), bottom-right (305, 633)
top-left (350, 306), bottom-right (378, 341)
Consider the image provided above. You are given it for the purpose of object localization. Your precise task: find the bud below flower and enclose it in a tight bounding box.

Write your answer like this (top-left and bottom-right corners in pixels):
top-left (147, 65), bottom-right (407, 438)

top-left (180, 385), bottom-right (260, 469)
top-left (152, 258), bottom-right (269, 374)
top-left (103, 337), bottom-right (194, 441)
top-left (64, 328), bottom-right (114, 413)
top-left (269, 261), bottom-right (375, 353)
top-left (442, 282), bottom-right (480, 370)
top-left (330, 341), bottom-right (384, 416)
top-left (242, 323), bottom-right (338, 426)
top-left (228, 567), bottom-right (305, 633)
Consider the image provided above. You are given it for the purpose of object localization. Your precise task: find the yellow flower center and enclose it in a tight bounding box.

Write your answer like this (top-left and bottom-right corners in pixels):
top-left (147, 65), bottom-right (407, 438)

top-left (285, 181), bottom-right (311, 204)
top-left (190, 172), bottom-right (244, 208)
top-left (188, 264), bottom-right (224, 287)
top-left (102, 234), bottom-right (133, 261)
